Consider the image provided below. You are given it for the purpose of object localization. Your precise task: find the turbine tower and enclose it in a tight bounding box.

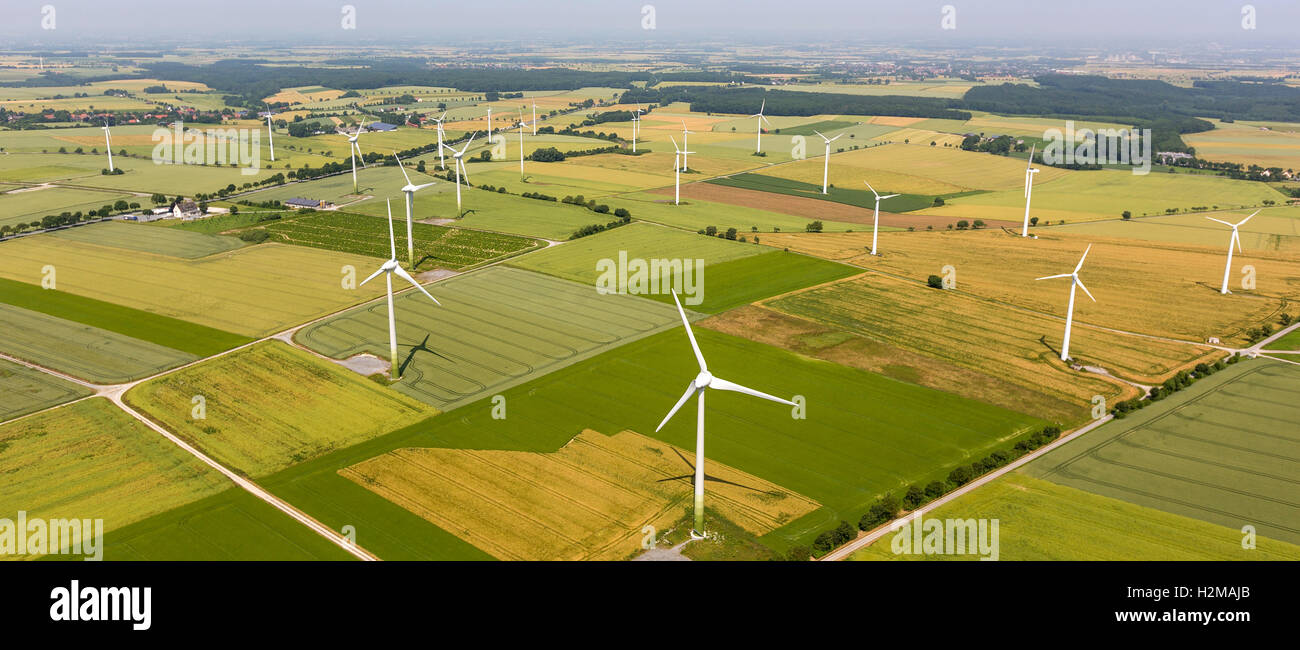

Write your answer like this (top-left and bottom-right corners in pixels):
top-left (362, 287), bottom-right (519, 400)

top-left (518, 107), bottom-right (526, 179)
top-left (486, 106), bottom-right (492, 142)
top-left (655, 291), bottom-right (797, 537)
top-left (1022, 145), bottom-right (1039, 237)
top-left (670, 135), bottom-right (693, 206)
top-left (631, 103), bottom-right (642, 153)
top-left (101, 120), bottom-right (114, 173)
top-left (864, 180), bottom-right (899, 257)
top-left (532, 101), bottom-right (538, 136)
top-left (393, 151), bottom-right (436, 269)
top-left (1207, 211), bottom-right (1258, 294)
top-left (336, 119), bottom-right (368, 194)
top-left (751, 98), bottom-right (771, 154)
top-left (442, 132), bottom-right (478, 216)
top-left (432, 111), bottom-right (448, 170)
top-left (359, 200), bottom-right (442, 379)
top-left (814, 130), bottom-right (843, 194)
top-left (1036, 244), bottom-right (1096, 362)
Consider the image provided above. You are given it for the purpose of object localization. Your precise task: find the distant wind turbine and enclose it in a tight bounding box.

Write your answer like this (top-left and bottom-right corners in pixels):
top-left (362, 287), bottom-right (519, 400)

top-left (486, 106), bottom-right (492, 142)
top-left (359, 200), bottom-right (442, 379)
top-left (1021, 144), bottom-right (1040, 237)
top-left (393, 151), bottom-right (436, 269)
top-left (655, 291), bottom-right (797, 537)
top-left (442, 131), bottom-right (478, 216)
top-left (1036, 244), bottom-right (1096, 362)
top-left (532, 101), bottom-right (538, 136)
top-left (864, 180), bottom-right (899, 256)
top-left (631, 103), bottom-right (642, 153)
top-left (1207, 211), bottom-right (1258, 294)
top-left (814, 130), bottom-right (842, 194)
top-left (336, 119), bottom-right (368, 194)
top-left (518, 107), bottom-right (527, 179)
top-left (431, 111), bottom-right (448, 170)
top-left (101, 120), bottom-right (114, 172)
top-left (670, 135), bottom-right (693, 206)
top-left (751, 98), bottom-right (772, 154)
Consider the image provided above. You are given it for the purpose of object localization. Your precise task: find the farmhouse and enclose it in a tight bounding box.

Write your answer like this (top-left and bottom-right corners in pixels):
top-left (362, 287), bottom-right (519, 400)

top-left (367, 122), bottom-right (398, 132)
top-left (169, 199), bottom-right (202, 219)
top-left (285, 197), bottom-right (330, 210)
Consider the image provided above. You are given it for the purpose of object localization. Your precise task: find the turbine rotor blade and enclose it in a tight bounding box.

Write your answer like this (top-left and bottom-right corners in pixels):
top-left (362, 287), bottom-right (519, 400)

top-left (1234, 229), bottom-right (1243, 254)
top-left (1236, 210), bottom-right (1260, 227)
top-left (359, 267), bottom-right (386, 286)
top-left (655, 382), bottom-right (698, 433)
top-left (386, 199), bottom-right (396, 260)
top-left (864, 180), bottom-right (880, 198)
top-left (393, 151), bottom-right (412, 185)
top-left (710, 377), bottom-right (797, 407)
top-left (1074, 244), bottom-right (1092, 273)
top-left (1036, 273), bottom-right (1073, 281)
top-left (1076, 277), bottom-right (1097, 302)
top-left (1206, 217), bottom-right (1233, 226)
top-left (394, 266), bottom-right (441, 306)
top-left (881, 194), bottom-right (900, 200)
top-left (671, 290), bottom-right (708, 372)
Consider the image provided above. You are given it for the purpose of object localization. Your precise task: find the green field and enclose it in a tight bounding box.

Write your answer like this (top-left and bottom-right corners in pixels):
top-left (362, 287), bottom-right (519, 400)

top-left (0, 358), bottom-right (92, 423)
top-left (124, 341), bottom-right (436, 478)
top-left (669, 251), bottom-right (861, 314)
top-left (0, 277), bottom-right (250, 356)
top-left (612, 190), bottom-right (862, 233)
top-left (708, 172), bottom-right (949, 213)
top-left (257, 210), bottom-right (542, 271)
top-left (263, 325), bottom-right (1043, 558)
top-left (774, 120), bottom-right (859, 137)
top-left (0, 398), bottom-right (230, 558)
top-left (0, 237), bottom-right (389, 337)
top-left (0, 185), bottom-right (135, 229)
top-left (851, 473), bottom-right (1300, 561)
top-left (0, 304), bottom-right (195, 383)
top-left (97, 487), bottom-right (357, 561)
top-left (1264, 328), bottom-right (1300, 351)
top-left (508, 221), bottom-right (766, 286)
top-left (1026, 359), bottom-right (1300, 545)
top-left (49, 221), bottom-right (244, 258)
top-left (1053, 209), bottom-right (1300, 252)
top-left (296, 266), bottom-right (685, 409)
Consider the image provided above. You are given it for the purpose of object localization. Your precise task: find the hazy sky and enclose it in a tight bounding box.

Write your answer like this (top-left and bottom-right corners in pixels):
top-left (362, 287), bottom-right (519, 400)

top-left (3, 0), bottom-right (1299, 47)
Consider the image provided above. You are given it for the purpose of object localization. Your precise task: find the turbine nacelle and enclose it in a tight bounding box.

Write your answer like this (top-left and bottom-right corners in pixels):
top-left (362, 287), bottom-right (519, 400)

top-left (694, 370), bottom-right (714, 390)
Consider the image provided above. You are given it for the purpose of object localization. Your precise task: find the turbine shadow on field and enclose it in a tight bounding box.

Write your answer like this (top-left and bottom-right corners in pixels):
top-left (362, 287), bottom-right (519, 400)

top-left (399, 334), bottom-right (452, 375)
top-left (654, 446), bottom-right (765, 493)
top-left (1038, 334), bottom-right (1062, 360)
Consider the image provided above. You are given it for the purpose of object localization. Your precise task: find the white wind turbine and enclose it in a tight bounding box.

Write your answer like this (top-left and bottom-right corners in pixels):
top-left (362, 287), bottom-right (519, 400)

top-left (814, 130), bottom-right (843, 194)
top-left (670, 135), bottom-right (693, 206)
top-left (655, 291), bottom-right (797, 537)
top-left (264, 111), bottom-right (276, 162)
top-left (751, 98), bottom-right (772, 154)
top-left (517, 107), bottom-right (527, 179)
top-left (486, 106), bottom-right (492, 142)
top-left (680, 120), bottom-right (693, 171)
top-left (393, 151), bottom-right (436, 269)
top-left (359, 199), bottom-right (442, 379)
top-left (431, 111), bottom-right (449, 170)
top-left (442, 131), bottom-right (478, 216)
top-left (101, 120), bottom-right (114, 172)
top-left (531, 101), bottom-right (538, 136)
top-left (1021, 144), bottom-right (1040, 237)
top-left (1207, 211), bottom-right (1258, 294)
top-left (1036, 244), bottom-right (1096, 362)
top-left (864, 180), bottom-right (899, 256)
top-left (337, 119), bottom-right (368, 194)
top-left (631, 103), bottom-right (642, 153)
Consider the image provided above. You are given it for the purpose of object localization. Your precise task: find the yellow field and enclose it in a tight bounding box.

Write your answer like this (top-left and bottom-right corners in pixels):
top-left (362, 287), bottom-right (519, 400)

top-left (869, 128), bottom-right (967, 148)
top-left (0, 398), bottom-right (228, 558)
top-left (868, 116), bottom-right (926, 127)
top-left (764, 229), bottom-right (1299, 345)
top-left (263, 86), bottom-right (345, 105)
top-left (0, 237), bottom-right (388, 336)
top-left (342, 429), bottom-right (820, 560)
top-left (765, 142), bottom-right (1068, 195)
top-left (1183, 119), bottom-right (1300, 169)
top-left (125, 342), bottom-right (436, 478)
top-left (764, 273), bottom-right (1222, 417)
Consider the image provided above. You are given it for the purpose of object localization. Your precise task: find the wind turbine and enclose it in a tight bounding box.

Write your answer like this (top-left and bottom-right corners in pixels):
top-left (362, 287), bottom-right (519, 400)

top-left (751, 98), bottom-right (772, 154)
top-left (1207, 211), bottom-right (1258, 294)
top-left (1036, 244), bottom-right (1096, 362)
top-left (864, 181), bottom-right (899, 256)
top-left (101, 120), bottom-right (114, 172)
top-left (655, 291), bottom-right (797, 537)
top-left (359, 200), bottom-right (442, 379)
top-left (442, 131), bottom-right (477, 216)
top-left (670, 135), bottom-right (693, 206)
top-left (517, 107), bottom-right (527, 179)
top-left (393, 151), bottom-right (436, 269)
top-left (486, 106), bottom-right (492, 143)
top-left (1021, 144), bottom-right (1040, 237)
top-left (336, 119), bottom-right (368, 194)
top-left (814, 130), bottom-right (842, 194)
top-left (680, 120), bottom-right (693, 171)
top-left (431, 111), bottom-right (448, 170)
top-left (631, 103), bottom-right (642, 153)
top-left (264, 111), bottom-right (276, 162)
top-left (531, 101), bottom-right (538, 136)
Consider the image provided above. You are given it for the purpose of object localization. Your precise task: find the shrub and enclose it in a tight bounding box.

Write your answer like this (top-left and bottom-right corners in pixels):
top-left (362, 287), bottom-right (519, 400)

top-left (927, 275), bottom-right (944, 289)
